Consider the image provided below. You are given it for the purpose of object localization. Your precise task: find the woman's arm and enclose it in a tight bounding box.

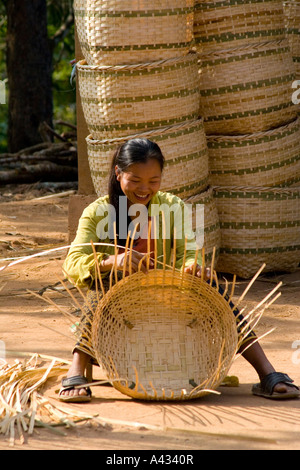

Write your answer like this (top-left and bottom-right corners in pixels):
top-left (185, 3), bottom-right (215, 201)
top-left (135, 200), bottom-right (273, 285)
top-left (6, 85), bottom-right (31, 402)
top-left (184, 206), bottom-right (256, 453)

top-left (63, 200), bottom-right (152, 287)
top-left (63, 202), bottom-right (113, 287)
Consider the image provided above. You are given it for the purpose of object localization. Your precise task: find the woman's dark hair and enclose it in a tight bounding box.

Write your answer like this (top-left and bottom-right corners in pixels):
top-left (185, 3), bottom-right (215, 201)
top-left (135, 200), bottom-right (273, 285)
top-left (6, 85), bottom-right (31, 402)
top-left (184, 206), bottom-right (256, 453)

top-left (107, 138), bottom-right (165, 242)
top-left (108, 138), bottom-right (165, 211)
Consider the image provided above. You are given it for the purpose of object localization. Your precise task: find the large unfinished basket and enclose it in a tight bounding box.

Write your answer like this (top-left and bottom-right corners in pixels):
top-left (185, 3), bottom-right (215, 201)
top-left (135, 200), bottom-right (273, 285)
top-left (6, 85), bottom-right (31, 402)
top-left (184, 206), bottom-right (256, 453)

top-left (77, 54), bottom-right (200, 140)
top-left (214, 185), bottom-right (300, 278)
top-left (86, 119), bottom-right (209, 199)
top-left (91, 268), bottom-right (239, 400)
top-left (184, 187), bottom-right (221, 264)
top-left (74, 0), bottom-right (194, 66)
top-left (283, 0), bottom-right (300, 79)
top-left (194, 0), bottom-right (286, 54)
top-left (207, 116), bottom-right (300, 187)
top-left (199, 39), bottom-right (297, 135)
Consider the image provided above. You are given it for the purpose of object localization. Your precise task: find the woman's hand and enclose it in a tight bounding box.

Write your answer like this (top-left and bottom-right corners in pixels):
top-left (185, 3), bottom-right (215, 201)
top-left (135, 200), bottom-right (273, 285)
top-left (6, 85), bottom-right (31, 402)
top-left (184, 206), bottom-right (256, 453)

top-left (184, 263), bottom-right (212, 281)
top-left (101, 252), bottom-right (154, 274)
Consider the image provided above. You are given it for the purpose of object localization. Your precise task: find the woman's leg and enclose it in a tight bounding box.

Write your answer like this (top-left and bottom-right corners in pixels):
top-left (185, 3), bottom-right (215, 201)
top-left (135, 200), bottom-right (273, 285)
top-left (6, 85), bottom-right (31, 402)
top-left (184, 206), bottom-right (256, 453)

top-left (216, 281), bottom-right (298, 396)
top-left (239, 339), bottom-right (297, 394)
top-left (238, 340), bottom-right (276, 379)
top-left (60, 275), bottom-right (118, 400)
top-left (60, 288), bottom-right (100, 399)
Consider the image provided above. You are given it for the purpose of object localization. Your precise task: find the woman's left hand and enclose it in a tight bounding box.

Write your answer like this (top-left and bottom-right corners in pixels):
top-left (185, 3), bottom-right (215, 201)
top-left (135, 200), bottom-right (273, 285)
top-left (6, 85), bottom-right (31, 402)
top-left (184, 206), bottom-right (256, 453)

top-left (184, 263), bottom-right (212, 281)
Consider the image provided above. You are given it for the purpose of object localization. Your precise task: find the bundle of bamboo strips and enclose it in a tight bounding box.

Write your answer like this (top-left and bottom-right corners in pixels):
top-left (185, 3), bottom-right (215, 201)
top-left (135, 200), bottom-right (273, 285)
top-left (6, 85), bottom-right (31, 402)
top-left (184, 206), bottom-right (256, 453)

top-left (0, 354), bottom-right (94, 446)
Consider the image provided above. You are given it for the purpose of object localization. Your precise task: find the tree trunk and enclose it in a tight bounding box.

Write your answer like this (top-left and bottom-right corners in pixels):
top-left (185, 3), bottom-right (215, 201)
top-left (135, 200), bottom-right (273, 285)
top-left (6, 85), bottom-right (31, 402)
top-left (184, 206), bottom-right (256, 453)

top-left (6, 0), bottom-right (53, 153)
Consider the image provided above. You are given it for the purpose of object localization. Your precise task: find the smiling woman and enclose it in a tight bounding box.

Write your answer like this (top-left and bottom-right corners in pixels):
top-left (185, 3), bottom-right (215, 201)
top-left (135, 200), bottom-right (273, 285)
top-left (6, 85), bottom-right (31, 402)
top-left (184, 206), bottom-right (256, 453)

top-left (64, 138), bottom-right (201, 285)
top-left (110, 139), bottom-right (164, 211)
top-left (60, 138), bottom-right (299, 403)
top-left (115, 157), bottom-right (162, 206)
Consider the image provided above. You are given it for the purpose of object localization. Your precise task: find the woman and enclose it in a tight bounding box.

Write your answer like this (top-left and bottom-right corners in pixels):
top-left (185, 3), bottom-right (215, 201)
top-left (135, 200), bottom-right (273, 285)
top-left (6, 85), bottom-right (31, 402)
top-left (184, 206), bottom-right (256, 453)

top-left (60, 138), bottom-right (299, 402)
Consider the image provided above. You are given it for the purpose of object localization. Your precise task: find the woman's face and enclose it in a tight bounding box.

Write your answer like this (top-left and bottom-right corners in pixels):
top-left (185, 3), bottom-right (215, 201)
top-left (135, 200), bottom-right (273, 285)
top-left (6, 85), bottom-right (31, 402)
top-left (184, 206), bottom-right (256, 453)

top-left (116, 159), bottom-right (162, 206)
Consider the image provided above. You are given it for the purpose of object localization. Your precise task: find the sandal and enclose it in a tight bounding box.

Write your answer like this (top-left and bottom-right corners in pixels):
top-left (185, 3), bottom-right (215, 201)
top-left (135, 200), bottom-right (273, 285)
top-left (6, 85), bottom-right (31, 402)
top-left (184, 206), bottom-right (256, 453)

top-left (252, 372), bottom-right (300, 400)
top-left (59, 375), bottom-right (92, 403)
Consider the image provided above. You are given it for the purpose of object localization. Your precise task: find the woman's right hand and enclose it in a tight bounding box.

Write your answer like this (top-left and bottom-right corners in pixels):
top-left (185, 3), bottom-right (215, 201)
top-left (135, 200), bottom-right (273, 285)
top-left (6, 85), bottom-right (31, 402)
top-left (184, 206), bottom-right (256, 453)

top-left (101, 252), bottom-right (154, 274)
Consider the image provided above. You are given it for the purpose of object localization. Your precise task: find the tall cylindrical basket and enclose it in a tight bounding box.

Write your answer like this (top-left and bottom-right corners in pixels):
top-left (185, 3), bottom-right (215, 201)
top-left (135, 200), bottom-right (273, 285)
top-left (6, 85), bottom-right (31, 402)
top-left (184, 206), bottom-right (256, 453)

top-left (74, 0), bottom-right (195, 65)
top-left (194, 0), bottom-right (286, 54)
top-left (214, 185), bottom-right (300, 278)
top-left (207, 117), bottom-right (300, 187)
top-left (283, 0), bottom-right (300, 79)
top-left (199, 39), bottom-right (297, 135)
top-left (77, 54), bottom-right (200, 140)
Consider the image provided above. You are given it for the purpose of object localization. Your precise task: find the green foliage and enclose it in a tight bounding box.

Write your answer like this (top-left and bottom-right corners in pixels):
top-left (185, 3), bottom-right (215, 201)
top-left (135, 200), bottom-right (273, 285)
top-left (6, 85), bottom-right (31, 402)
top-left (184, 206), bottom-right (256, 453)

top-left (49, 1), bottom-right (76, 128)
top-left (0, 0), bottom-right (76, 153)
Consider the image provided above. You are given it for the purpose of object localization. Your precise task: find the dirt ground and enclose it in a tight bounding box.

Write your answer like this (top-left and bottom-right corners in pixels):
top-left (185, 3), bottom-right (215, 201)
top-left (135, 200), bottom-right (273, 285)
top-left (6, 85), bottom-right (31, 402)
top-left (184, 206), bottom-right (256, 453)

top-left (0, 185), bottom-right (299, 451)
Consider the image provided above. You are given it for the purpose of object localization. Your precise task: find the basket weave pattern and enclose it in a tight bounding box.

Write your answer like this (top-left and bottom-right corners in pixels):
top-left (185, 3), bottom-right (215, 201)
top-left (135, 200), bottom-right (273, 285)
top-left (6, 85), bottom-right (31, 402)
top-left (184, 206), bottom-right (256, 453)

top-left (77, 54), bottom-right (200, 140)
top-left (75, 1), bottom-right (299, 280)
top-left (199, 39), bottom-right (297, 135)
top-left (214, 186), bottom-right (300, 278)
top-left (92, 269), bottom-right (238, 400)
top-left (74, 0), bottom-right (195, 65)
top-left (194, 0), bottom-right (286, 54)
top-left (283, 0), bottom-right (300, 78)
top-left (207, 117), bottom-right (300, 187)
top-left (194, 2), bottom-right (299, 278)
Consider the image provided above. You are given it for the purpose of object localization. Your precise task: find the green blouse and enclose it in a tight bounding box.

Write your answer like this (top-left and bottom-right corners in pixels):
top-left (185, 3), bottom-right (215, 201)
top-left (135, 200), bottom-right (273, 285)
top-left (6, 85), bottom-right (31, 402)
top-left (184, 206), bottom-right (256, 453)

top-left (63, 191), bottom-right (202, 288)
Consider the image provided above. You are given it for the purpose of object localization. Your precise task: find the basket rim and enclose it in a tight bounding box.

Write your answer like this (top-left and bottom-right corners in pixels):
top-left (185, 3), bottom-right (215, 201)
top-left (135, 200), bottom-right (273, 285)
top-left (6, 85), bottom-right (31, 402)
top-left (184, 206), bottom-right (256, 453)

top-left (85, 119), bottom-right (204, 145)
top-left (199, 38), bottom-right (289, 60)
top-left (196, 0), bottom-right (284, 8)
top-left (74, 4), bottom-right (195, 15)
top-left (184, 186), bottom-right (214, 203)
top-left (206, 116), bottom-right (300, 142)
top-left (213, 185), bottom-right (300, 194)
top-left (77, 51), bottom-right (199, 72)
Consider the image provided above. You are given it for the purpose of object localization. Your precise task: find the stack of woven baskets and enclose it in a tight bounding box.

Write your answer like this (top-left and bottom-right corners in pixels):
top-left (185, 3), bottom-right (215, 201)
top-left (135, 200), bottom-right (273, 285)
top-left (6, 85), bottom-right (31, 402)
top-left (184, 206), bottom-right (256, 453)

top-left (284, 0), bottom-right (300, 79)
top-left (74, 0), bottom-right (221, 264)
top-left (194, 0), bottom-right (300, 278)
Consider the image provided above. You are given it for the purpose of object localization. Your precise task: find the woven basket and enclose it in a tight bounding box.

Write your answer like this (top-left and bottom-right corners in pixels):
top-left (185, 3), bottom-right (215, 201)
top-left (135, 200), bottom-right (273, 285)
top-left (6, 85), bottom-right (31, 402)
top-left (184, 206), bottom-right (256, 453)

top-left (194, 0), bottom-right (286, 54)
top-left (184, 187), bottom-right (221, 264)
top-left (199, 39), bottom-right (297, 135)
top-left (74, 0), bottom-right (194, 65)
top-left (86, 119), bottom-right (209, 199)
top-left (207, 116), bottom-right (300, 187)
top-left (77, 54), bottom-right (200, 140)
top-left (283, 0), bottom-right (300, 79)
top-left (91, 269), bottom-right (239, 400)
top-left (213, 185), bottom-right (300, 278)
